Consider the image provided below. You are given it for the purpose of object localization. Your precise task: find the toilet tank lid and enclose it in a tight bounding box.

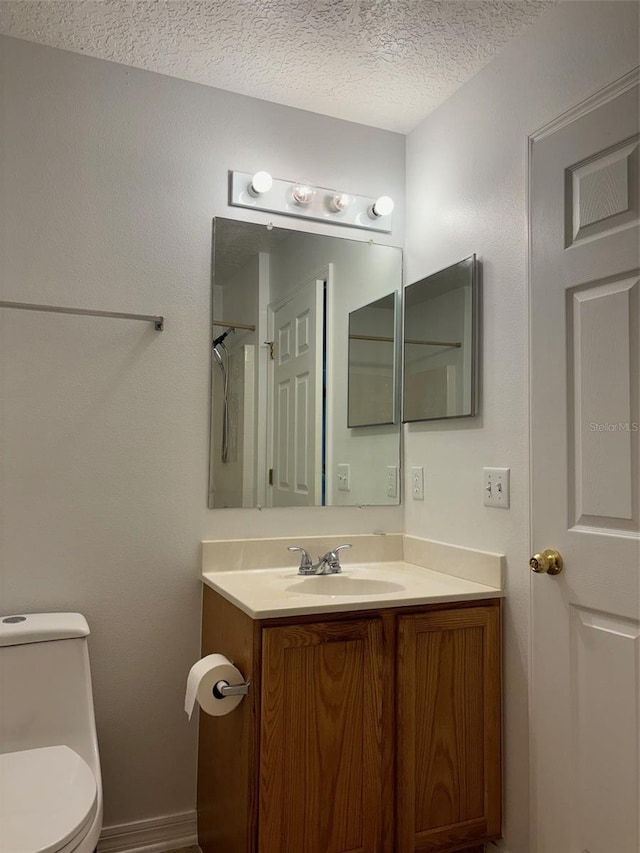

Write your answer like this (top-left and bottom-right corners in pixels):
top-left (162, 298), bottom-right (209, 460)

top-left (0, 613), bottom-right (90, 646)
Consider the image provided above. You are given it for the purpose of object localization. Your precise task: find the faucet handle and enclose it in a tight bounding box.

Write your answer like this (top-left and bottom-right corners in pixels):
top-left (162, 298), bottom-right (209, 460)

top-left (331, 543), bottom-right (352, 557)
top-left (287, 545), bottom-right (314, 574)
top-left (323, 543), bottom-right (352, 571)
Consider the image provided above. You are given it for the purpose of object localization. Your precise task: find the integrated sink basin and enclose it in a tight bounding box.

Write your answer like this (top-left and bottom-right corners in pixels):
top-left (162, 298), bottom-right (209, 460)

top-left (200, 558), bottom-right (503, 619)
top-left (286, 576), bottom-right (405, 596)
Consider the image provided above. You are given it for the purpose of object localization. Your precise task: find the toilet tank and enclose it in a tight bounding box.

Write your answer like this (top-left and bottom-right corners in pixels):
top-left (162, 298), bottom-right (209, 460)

top-left (0, 613), bottom-right (100, 770)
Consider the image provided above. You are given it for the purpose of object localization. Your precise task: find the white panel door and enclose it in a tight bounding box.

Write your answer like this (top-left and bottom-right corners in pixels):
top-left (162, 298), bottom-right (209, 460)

top-left (530, 80), bottom-right (639, 853)
top-left (271, 278), bottom-right (323, 506)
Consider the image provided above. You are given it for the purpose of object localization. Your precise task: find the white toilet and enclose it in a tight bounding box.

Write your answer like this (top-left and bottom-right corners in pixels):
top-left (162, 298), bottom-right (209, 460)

top-left (0, 613), bottom-right (103, 853)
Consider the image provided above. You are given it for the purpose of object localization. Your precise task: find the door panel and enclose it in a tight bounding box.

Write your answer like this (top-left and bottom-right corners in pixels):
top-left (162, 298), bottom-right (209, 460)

top-left (570, 606), bottom-right (640, 853)
top-left (566, 139), bottom-right (639, 247)
top-left (259, 619), bottom-right (384, 853)
top-left (530, 80), bottom-right (640, 853)
top-left (276, 378), bottom-right (290, 491)
top-left (570, 275), bottom-right (638, 530)
top-left (294, 371), bottom-right (310, 494)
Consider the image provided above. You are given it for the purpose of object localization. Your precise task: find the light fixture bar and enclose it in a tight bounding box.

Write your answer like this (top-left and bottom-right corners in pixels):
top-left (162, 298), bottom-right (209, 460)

top-left (229, 171), bottom-right (393, 233)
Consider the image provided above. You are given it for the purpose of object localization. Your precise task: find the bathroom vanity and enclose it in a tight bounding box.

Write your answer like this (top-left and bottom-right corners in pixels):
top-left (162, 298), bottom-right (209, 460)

top-left (197, 537), bottom-right (503, 853)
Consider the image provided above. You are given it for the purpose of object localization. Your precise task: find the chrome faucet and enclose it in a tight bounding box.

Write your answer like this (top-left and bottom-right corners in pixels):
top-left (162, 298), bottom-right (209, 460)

top-left (288, 544), bottom-right (352, 576)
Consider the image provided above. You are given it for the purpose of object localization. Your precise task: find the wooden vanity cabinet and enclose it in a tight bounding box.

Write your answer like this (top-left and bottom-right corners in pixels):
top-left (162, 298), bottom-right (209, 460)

top-left (198, 587), bottom-right (501, 853)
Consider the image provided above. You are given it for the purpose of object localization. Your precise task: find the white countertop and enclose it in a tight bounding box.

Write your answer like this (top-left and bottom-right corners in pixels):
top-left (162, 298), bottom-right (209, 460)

top-left (201, 561), bottom-right (503, 620)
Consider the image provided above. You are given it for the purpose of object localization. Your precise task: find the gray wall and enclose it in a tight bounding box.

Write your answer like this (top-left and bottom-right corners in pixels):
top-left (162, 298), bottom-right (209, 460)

top-left (0, 36), bottom-right (405, 826)
top-left (404, 3), bottom-right (639, 851)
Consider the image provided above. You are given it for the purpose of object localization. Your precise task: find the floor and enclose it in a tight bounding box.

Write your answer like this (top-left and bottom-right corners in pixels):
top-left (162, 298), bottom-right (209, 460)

top-left (167, 848), bottom-right (201, 853)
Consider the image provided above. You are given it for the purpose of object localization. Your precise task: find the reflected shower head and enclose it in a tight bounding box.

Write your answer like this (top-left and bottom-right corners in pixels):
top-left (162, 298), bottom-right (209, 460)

top-left (213, 340), bottom-right (229, 464)
top-left (213, 328), bottom-right (233, 348)
top-left (213, 341), bottom-right (227, 375)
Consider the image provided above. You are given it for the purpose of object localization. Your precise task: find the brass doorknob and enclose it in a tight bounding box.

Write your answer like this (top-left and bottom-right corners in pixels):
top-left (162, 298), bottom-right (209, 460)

top-left (530, 548), bottom-right (564, 575)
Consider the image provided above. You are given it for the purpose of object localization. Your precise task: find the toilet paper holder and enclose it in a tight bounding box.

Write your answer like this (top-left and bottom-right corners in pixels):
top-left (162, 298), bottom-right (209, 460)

top-left (212, 679), bottom-right (250, 699)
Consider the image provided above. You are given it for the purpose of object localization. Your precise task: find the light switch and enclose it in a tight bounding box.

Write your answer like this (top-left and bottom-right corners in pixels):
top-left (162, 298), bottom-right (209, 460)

top-left (386, 466), bottom-right (398, 498)
top-left (411, 466), bottom-right (424, 500)
top-left (337, 463), bottom-right (351, 492)
top-left (483, 468), bottom-right (510, 508)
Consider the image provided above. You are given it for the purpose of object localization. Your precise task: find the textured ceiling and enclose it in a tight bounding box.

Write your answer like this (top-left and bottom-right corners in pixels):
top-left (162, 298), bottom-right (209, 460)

top-left (0, 0), bottom-right (555, 133)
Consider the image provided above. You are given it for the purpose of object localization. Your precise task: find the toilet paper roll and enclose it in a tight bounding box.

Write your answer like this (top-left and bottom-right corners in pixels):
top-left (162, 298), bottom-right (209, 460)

top-left (185, 654), bottom-right (246, 719)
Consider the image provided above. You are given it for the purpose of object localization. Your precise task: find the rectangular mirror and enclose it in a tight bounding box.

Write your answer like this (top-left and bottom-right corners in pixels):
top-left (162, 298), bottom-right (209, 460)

top-left (402, 255), bottom-right (478, 422)
top-left (209, 218), bottom-right (402, 508)
top-left (348, 293), bottom-right (398, 427)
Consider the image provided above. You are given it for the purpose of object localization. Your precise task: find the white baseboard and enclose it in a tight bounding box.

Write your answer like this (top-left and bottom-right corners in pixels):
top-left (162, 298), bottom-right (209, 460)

top-left (97, 810), bottom-right (198, 853)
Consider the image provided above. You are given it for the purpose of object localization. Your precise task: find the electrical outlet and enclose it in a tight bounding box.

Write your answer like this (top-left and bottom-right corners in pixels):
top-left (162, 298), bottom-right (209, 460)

top-left (337, 463), bottom-right (351, 492)
top-left (411, 466), bottom-right (424, 500)
top-left (386, 466), bottom-right (398, 498)
top-left (483, 467), bottom-right (510, 508)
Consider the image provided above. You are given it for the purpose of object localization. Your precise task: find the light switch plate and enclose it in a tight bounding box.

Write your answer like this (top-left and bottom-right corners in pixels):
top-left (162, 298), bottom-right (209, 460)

top-left (337, 463), bottom-right (351, 492)
top-left (411, 467), bottom-right (424, 500)
top-left (483, 467), bottom-right (510, 508)
top-left (386, 466), bottom-right (398, 498)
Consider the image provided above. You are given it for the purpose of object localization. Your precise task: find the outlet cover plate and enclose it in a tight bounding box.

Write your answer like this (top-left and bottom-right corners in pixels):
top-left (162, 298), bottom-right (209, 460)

top-left (411, 466), bottom-right (424, 501)
top-left (337, 463), bottom-right (351, 492)
top-left (386, 466), bottom-right (398, 498)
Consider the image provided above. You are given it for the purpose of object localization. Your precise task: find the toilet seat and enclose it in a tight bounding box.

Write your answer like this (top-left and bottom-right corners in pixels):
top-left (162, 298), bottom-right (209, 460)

top-left (0, 745), bottom-right (97, 853)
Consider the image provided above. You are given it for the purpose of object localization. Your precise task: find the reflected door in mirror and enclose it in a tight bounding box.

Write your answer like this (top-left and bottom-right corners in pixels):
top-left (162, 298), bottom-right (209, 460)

top-left (271, 278), bottom-right (324, 506)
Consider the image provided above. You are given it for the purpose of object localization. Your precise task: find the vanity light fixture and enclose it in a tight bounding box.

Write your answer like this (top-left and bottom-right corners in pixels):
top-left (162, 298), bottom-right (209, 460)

top-left (230, 170), bottom-right (394, 233)
top-left (329, 192), bottom-right (353, 212)
top-left (292, 184), bottom-right (315, 205)
top-left (368, 195), bottom-right (395, 219)
top-left (247, 170), bottom-right (273, 197)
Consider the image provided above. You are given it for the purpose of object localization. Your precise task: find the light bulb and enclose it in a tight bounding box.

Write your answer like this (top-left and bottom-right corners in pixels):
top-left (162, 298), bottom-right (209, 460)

top-left (292, 184), bottom-right (315, 205)
top-left (330, 192), bottom-right (352, 212)
top-left (248, 171), bottom-right (273, 197)
top-left (369, 195), bottom-right (394, 218)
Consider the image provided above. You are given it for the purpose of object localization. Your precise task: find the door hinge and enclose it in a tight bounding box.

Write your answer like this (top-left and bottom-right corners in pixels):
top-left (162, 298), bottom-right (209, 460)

top-left (264, 340), bottom-right (275, 360)
top-left (268, 468), bottom-right (273, 486)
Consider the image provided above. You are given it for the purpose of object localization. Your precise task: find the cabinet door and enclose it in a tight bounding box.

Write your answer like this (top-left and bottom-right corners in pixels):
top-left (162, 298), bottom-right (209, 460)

top-left (397, 604), bottom-right (501, 852)
top-left (259, 618), bottom-right (384, 853)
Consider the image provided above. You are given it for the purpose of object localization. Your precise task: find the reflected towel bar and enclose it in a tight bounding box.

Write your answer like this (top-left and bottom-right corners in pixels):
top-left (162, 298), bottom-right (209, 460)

top-left (350, 333), bottom-right (461, 348)
top-left (213, 320), bottom-right (256, 332)
top-left (0, 300), bottom-right (164, 331)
